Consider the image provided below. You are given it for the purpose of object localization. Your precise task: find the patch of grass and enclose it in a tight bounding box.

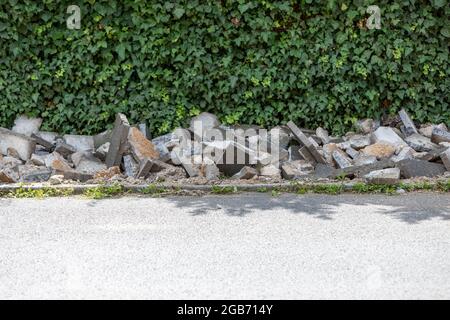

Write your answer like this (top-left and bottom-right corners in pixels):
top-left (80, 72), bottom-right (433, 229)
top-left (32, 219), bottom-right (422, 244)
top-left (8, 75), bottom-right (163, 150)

top-left (271, 189), bottom-right (281, 197)
top-left (140, 184), bottom-right (167, 195)
top-left (9, 186), bottom-right (74, 198)
top-left (437, 180), bottom-right (450, 192)
top-left (352, 183), bottom-right (397, 194)
top-left (311, 184), bottom-right (344, 195)
top-left (256, 187), bottom-right (268, 193)
top-left (211, 185), bottom-right (237, 194)
top-left (83, 183), bottom-right (124, 199)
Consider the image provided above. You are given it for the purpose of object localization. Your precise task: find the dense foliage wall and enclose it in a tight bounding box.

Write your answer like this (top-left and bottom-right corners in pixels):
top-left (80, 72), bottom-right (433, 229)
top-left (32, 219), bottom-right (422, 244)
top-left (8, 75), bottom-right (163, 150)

top-left (0, 0), bottom-right (449, 135)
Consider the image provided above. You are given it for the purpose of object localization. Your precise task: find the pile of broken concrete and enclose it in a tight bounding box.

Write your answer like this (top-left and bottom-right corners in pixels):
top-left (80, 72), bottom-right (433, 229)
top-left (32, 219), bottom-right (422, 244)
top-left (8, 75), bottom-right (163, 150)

top-left (1, 109), bottom-right (449, 186)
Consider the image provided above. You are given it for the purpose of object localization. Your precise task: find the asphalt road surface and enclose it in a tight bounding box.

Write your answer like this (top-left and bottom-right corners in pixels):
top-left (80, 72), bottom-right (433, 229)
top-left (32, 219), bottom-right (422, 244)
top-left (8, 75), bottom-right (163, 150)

top-left (0, 193), bottom-right (449, 299)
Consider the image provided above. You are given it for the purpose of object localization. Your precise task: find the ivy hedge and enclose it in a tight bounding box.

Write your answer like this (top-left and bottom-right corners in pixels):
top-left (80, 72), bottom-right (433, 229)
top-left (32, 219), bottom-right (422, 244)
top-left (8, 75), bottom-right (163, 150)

top-left (0, 0), bottom-right (449, 136)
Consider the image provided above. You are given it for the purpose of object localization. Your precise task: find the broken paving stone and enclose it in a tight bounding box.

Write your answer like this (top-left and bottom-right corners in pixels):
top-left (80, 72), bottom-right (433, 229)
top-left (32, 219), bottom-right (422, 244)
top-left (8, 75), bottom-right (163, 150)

top-left (72, 152), bottom-right (106, 174)
top-left (288, 145), bottom-right (303, 161)
top-left (431, 127), bottom-right (450, 144)
top-left (419, 123), bottom-right (448, 138)
top-left (7, 148), bottom-right (21, 159)
top-left (105, 113), bottom-right (130, 168)
top-left (322, 143), bottom-right (338, 165)
top-left (60, 170), bottom-right (93, 182)
top-left (345, 146), bottom-right (360, 159)
top-left (201, 159), bottom-right (220, 181)
top-left (412, 147), bottom-right (447, 162)
top-left (94, 142), bottom-right (110, 162)
top-left (332, 149), bottom-right (353, 169)
top-left (136, 158), bottom-right (154, 179)
top-left (93, 130), bottom-right (112, 149)
top-left (398, 109), bottom-right (418, 136)
top-left (31, 133), bottom-right (54, 150)
top-left (297, 146), bottom-right (316, 165)
top-left (364, 168), bottom-right (400, 185)
top-left (19, 166), bottom-right (52, 183)
top-left (231, 166), bottom-right (257, 180)
top-left (258, 164), bottom-right (281, 177)
top-left (35, 131), bottom-right (59, 144)
top-left (30, 153), bottom-right (46, 166)
top-left (315, 127), bottom-right (330, 145)
top-left (0, 156), bottom-right (23, 168)
top-left (123, 154), bottom-right (139, 177)
top-left (127, 127), bottom-right (160, 162)
top-left (54, 141), bottom-right (76, 157)
top-left (405, 133), bottom-right (439, 152)
top-left (0, 128), bottom-right (36, 161)
top-left (281, 160), bottom-right (314, 180)
top-left (362, 143), bottom-right (396, 160)
top-left (63, 135), bottom-right (94, 152)
top-left (396, 159), bottom-right (446, 178)
top-left (312, 159), bottom-right (395, 180)
top-left (349, 135), bottom-right (371, 150)
top-left (12, 115), bottom-right (42, 137)
top-left (287, 121), bottom-right (326, 164)
top-left (440, 149), bottom-right (450, 171)
top-left (353, 155), bottom-right (378, 166)
top-left (391, 146), bottom-right (415, 162)
top-left (371, 127), bottom-right (407, 151)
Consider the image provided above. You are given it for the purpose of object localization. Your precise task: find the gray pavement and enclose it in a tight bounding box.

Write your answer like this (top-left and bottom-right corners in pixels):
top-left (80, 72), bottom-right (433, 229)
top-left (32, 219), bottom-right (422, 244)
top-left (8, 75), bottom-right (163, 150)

top-left (0, 193), bottom-right (449, 299)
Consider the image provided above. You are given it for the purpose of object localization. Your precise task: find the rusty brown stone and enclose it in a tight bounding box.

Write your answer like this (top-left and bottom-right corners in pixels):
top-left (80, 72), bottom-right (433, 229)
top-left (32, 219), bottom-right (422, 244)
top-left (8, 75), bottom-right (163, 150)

top-left (127, 127), bottom-right (160, 162)
top-left (362, 143), bottom-right (396, 159)
top-left (94, 166), bottom-right (122, 180)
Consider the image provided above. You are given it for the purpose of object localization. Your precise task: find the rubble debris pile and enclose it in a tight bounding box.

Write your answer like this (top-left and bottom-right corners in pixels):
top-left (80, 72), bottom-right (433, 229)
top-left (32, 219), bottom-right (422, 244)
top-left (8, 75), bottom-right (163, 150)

top-left (0, 110), bottom-right (449, 185)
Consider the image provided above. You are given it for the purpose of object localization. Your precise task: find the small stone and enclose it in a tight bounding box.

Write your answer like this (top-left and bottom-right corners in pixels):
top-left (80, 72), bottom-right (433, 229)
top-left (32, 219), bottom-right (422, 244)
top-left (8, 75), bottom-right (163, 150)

top-left (12, 115), bottom-right (42, 136)
top-left (405, 133), bottom-right (439, 152)
top-left (362, 143), bottom-right (396, 159)
top-left (353, 155), bottom-right (378, 166)
top-left (281, 160), bottom-right (314, 180)
top-left (391, 146), bottom-right (415, 162)
top-left (364, 168), bottom-right (400, 185)
top-left (19, 166), bottom-right (52, 182)
top-left (7, 147), bottom-right (21, 159)
top-left (54, 141), bottom-right (76, 157)
top-left (201, 158), bottom-right (220, 181)
top-left (94, 142), bottom-right (110, 161)
top-left (355, 119), bottom-right (379, 134)
top-left (345, 146), bottom-right (360, 159)
top-left (258, 164), bottom-right (281, 177)
top-left (0, 169), bottom-right (17, 183)
top-left (30, 153), bottom-right (46, 166)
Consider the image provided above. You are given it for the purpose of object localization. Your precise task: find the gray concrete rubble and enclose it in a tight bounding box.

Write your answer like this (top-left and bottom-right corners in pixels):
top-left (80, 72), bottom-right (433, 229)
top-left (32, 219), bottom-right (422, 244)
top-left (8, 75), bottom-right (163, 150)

top-left (0, 113), bottom-right (449, 185)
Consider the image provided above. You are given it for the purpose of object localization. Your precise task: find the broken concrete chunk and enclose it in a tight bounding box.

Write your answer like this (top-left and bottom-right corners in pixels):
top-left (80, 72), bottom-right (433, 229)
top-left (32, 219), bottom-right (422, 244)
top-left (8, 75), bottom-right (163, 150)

top-left (258, 164), bottom-right (281, 177)
top-left (332, 149), bottom-right (353, 169)
top-left (405, 133), bottom-right (439, 152)
top-left (12, 115), bottom-right (42, 136)
top-left (440, 149), bottom-right (450, 171)
top-left (0, 128), bottom-right (36, 161)
top-left (362, 143), bottom-right (396, 160)
top-left (60, 170), bottom-right (93, 182)
top-left (94, 142), bottom-right (110, 162)
top-left (127, 127), bottom-right (160, 162)
top-left (72, 152), bottom-right (106, 174)
top-left (349, 135), bottom-right (371, 150)
top-left (231, 166), bottom-right (257, 180)
top-left (105, 113), bottom-right (130, 168)
top-left (0, 169), bottom-right (17, 183)
top-left (431, 127), bottom-right (450, 144)
top-left (345, 147), bottom-right (360, 159)
top-left (123, 154), bottom-right (139, 177)
top-left (136, 158), bottom-right (154, 179)
top-left (19, 166), bottom-right (52, 183)
top-left (31, 133), bottom-right (54, 150)
top-left (7, 148), bottom-right (21, 159)
top-left (391, 146), bottom-right (415, 162)
top-left (312, 159), bottom-right (395, 180)
top-left (288, 145), bottom-right (303, 161)
top-left (322, 143), bottom-right (338, 165)
top-left (353, 155), bottom-right (378, 166)
top-left (372, 127), bottom-right (407, 151)
top-left (398, 109), bottom-right (418, 136)
top-left (49, 175), bottom-right (64, 185)
top-left (94, 166), bottom-right (122, 180)
top-left (287, 121), bottom-right (326, 164)
top-left (138, 123), bottom-right (151, 140)
top-left (63, 135), bottom-right (94, 152)
top-left (35, 131), bottom-right (59, 144)
top-left (201, 159), bottom-right (220, 181)
top-left (315, 127), bottom-right (330, 145)
top-left (54, 141), bottom-right (76, 158)
top-left (396, 159), bottom-right (446, 178)
top-left (93, 130), bottom-right (112, 149)
top-left (419, 123), bottom-right (448, 138)
top-left (281, 160), bottom-right (314, 180)
top-left (412, 147), bottom-right (447, 162)
top-left (30, 153), bottom-right (46, 166)
top-left (364, 168), bottom-right (400, 185)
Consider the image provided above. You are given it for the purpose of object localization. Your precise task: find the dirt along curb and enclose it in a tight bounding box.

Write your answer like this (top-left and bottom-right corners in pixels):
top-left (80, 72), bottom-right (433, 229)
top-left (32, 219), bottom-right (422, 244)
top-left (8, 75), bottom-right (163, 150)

top-left (1, 177), bottom-right (449, 199)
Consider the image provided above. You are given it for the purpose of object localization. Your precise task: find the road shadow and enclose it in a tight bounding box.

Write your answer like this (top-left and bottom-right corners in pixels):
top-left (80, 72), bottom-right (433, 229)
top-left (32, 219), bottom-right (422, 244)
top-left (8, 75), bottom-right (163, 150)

top-left (164, 193), bottom-right (450, 224)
